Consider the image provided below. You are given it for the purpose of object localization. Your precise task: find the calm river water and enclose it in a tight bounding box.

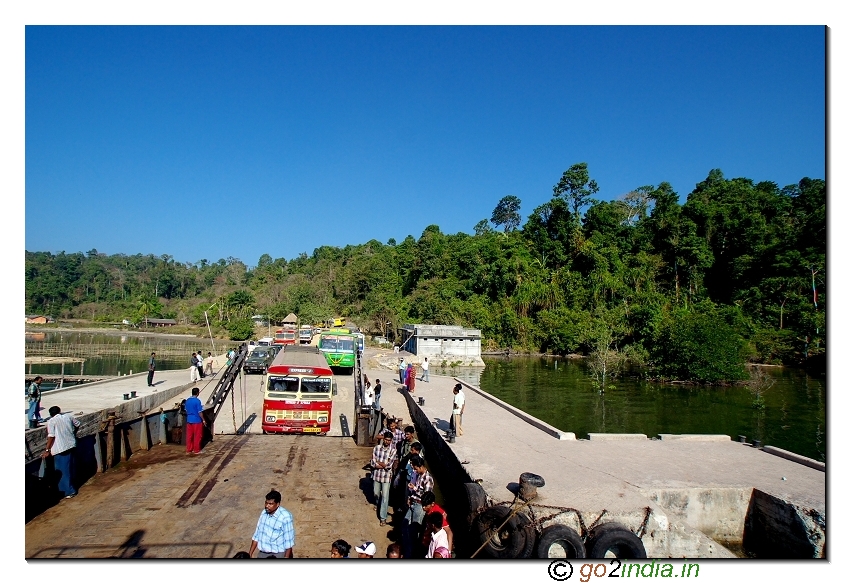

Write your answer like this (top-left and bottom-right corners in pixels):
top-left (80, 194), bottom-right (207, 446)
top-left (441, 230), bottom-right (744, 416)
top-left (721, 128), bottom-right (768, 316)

top-left (456, 357), bottom-right (826, 461)
top-left (25, 331), bottom-right (240, 387)
top-left (26, 332), bottom-right (826, 461)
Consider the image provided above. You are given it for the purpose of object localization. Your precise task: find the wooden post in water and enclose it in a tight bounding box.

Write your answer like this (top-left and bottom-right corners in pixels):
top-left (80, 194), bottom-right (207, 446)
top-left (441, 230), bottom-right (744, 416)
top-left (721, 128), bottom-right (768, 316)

top-left (59, 362), bottom-right (64, 390)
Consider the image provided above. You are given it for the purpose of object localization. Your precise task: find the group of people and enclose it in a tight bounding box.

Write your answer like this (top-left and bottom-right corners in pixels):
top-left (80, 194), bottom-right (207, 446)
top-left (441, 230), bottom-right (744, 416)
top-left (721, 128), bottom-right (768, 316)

top-left (367, 416), bottom-right (452, 558)
top-left (29, 375), bottom-right (82, 499)
top-left (26, 373), bottom-right (96, 500)
top-left (395, 357), bottom-right (432, 395)
top-left (189, 351), bottom-right (215, 382)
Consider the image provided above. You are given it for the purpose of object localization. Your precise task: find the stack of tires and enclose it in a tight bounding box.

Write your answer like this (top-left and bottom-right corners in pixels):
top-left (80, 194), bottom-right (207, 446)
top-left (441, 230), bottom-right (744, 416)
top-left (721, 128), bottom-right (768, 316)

top-left (465, 482), bottom-right (647, 559)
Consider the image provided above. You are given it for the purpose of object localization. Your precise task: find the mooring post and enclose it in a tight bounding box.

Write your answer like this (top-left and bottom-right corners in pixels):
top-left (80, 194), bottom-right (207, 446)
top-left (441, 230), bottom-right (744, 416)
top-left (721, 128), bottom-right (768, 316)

top-left (59, 363), bottom-right (65, 390)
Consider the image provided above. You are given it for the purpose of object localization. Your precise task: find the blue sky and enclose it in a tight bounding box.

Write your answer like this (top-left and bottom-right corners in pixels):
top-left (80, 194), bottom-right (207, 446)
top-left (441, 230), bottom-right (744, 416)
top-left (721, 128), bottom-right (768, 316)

top-left (25, 25), bottom-right (824, 266)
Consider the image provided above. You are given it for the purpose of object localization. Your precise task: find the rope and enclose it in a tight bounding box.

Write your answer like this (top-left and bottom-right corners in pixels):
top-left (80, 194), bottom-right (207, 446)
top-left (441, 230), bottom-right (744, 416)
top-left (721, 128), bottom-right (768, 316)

top-left (470, 496), bottom-right (535, 558)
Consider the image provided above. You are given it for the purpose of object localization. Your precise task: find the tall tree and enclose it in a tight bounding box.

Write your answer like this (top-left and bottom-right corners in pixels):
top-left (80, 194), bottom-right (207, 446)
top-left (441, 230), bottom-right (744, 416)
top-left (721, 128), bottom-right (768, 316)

top-left (552, 162), bottom-right (599, 221)
top-left (490, 195), bottom-right (522, 233)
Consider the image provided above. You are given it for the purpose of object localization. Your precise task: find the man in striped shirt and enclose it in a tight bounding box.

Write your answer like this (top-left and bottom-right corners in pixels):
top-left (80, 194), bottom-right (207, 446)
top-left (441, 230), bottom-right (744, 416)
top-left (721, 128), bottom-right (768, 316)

top-left (402, 455), bottom-right (434, 558)
top-left (249, 489), bottom-right (295, 558)
top-left (371, 431), bottom-right (397, 526)
top-left (42, 406), bottom-right (81, 498)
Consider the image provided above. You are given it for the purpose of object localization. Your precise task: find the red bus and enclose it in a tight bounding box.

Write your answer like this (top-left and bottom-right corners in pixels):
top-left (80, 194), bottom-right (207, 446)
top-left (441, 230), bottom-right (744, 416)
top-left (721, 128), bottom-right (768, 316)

top-left (262, 345), bottom-right (337, 435)
top-left (274, 326), bottom-right (298, 345)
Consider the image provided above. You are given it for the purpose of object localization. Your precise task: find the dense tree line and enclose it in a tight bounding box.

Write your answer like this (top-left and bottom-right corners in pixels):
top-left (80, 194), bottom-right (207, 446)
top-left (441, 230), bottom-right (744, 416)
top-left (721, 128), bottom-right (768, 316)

top-left (25, 165), bottom-right (825, 381)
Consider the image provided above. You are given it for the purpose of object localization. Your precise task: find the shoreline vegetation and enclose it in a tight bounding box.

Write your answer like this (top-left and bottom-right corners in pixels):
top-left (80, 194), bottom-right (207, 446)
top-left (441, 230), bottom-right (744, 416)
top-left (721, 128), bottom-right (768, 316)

top-left (25, 165), bottom-right (825, 384)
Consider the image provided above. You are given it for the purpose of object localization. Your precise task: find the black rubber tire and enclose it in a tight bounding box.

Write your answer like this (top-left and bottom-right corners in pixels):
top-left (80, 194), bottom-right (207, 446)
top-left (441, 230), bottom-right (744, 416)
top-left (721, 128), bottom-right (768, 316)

top-left (536, 524), bottom-right (587, 558)
top-left (520, 472), bottom-right (546, 488)
top-left (514, 511), bottom-right (537, 558)
top-left (464, 482), bottom-right (488, 523)
top-left (586, 524), bottom-right (647, 559)
top-left (471, 506), bottom-right (529, 559)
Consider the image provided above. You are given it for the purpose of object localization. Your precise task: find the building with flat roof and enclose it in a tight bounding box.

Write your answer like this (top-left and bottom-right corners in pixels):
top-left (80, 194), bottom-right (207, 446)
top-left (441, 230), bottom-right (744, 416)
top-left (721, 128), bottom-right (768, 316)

top-left (399, 324), bottom-right (484, 366)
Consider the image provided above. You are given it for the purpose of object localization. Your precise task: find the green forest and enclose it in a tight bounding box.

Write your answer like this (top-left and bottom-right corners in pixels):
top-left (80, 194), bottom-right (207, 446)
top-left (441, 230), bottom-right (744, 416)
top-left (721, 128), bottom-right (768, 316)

top-left (25, 165), bottom-right (825, 382)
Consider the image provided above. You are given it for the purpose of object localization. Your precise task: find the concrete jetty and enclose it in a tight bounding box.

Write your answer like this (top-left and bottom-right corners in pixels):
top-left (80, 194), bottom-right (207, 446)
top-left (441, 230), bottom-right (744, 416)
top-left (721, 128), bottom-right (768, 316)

top-left (25, 347), bottom-right (826, 559)
top-left (372, 362), bottom-right (825, 559)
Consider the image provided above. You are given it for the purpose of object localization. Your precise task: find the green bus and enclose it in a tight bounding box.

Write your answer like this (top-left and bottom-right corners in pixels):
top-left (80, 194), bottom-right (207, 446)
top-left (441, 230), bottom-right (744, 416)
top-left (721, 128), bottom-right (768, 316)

top-left (318, 330), bottom-right (357, 373)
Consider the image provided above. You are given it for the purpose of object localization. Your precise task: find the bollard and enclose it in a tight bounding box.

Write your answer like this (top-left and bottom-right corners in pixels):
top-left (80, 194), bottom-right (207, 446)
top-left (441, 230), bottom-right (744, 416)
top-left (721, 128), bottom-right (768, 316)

top-left (448, 433), bottom-right (456, 443)
top-left (123, 394), bottom-right (130, 400)
top-left (418, 396), bottom-right (425, 406)
top-left (130, 391), bottom-right (137, 398)
top-left (738, 435), bottom-right (747, 443)
top-left (752, 439), bottom-right (762, 449)
top-left (519, 472), bottom-right (546, 501)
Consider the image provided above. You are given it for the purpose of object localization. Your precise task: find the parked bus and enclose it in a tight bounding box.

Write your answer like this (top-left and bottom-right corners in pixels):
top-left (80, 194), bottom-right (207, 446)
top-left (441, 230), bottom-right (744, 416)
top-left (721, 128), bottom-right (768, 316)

top-left (299, 324), bottom-right (313, 344)
top-left (262, 345), bottom-right (337, 435)
top-left (274, 325), bottom-right (298, 346)
top-left (318, 329), bottom-right (357, 373)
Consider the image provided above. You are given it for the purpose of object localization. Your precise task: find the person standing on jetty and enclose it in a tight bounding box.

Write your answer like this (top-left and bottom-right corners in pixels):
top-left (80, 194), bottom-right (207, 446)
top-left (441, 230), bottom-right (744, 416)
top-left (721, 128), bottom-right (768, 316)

top-left (27, 376), bottom-right (44, 429)
top-left (451, 383), bottom-right (465, 436)
top-left (249, 489), bottom-right (295, 558)
top-left (147, 352), bottom-right (156, 387)
top-left (370, 431), bottom-right (397, 526)
top-left (196, 349), bottom-right (206, 379)
top-left (42, 406), bottom-right (81, 498)
top-left (190, 352), bottom-right (200, 382)
top-left (398, 358), bottom-right (406, 384)
top-left (184, 387), bottom-right (206, 454)
top-left (420, 358), bottom-right (430, 382)
top-left (373, 379), bottom-right (382, 411)
top-left (205, 352), bottom-right (214, 377)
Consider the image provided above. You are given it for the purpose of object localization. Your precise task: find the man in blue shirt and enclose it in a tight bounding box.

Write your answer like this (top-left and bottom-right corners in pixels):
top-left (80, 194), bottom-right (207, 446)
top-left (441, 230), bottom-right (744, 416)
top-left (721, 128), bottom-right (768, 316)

top-left (249, 489), bottom-right (295, 558)
top-left (184, 387), bottom-right (206, 454)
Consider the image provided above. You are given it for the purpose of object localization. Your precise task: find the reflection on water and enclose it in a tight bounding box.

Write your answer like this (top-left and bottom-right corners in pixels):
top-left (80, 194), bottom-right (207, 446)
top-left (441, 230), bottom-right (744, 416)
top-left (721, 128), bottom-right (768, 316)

top-left (25, 332), bottom-right (240, 390)
top-left (456, 357), bottom-right (825, 461)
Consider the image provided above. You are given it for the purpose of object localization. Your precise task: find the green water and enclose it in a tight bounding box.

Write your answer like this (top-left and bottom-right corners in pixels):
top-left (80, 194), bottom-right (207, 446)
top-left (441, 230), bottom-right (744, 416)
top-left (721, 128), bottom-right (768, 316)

top-left (467, 357), bottom-right (826, 462)
top-left (25, 331), bottom-right (240, 390)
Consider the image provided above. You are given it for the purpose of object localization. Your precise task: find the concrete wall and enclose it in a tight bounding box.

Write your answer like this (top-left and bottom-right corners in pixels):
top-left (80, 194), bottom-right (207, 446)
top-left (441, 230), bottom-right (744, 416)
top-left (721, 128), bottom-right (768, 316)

top-left (645, 488), bottom-right (751, 543)
top-left (25, 380), bottom-right (195, 464)
top-left (743, 489), bottom-right (826, 558)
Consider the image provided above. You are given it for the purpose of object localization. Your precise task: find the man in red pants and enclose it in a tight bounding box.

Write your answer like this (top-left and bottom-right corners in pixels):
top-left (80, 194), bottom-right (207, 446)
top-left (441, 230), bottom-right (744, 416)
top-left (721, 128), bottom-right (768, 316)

top-left (184, 387), bottom-right (206, 454)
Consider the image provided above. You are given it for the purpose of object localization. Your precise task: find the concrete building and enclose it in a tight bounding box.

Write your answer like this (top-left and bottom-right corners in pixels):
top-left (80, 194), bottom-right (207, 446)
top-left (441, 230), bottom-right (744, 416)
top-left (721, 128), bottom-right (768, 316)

top-left (399, 324), bottom-right (484, 367)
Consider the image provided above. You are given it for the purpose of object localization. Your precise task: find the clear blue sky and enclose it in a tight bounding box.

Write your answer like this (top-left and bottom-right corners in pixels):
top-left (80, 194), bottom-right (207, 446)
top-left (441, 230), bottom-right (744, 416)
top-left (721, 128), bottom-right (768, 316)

top-left (25, 25), bottom-right (825, 266)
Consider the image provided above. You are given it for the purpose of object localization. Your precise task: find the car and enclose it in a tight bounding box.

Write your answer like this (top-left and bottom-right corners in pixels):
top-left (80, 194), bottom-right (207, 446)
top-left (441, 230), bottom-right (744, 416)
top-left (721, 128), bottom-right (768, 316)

top-left (244, 348), bottom-right (274, 374)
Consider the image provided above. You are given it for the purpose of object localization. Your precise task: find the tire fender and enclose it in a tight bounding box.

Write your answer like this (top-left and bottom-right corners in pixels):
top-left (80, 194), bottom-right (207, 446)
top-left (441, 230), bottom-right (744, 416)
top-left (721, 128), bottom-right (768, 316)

top-left (586, 523), bottom-right (647, 559)
top-left (471, 505), bottom-right (529, 559)
top-left (536, 524), bottom-right (586, 558)
top-left (464, 482), bottom-right (488, 525)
